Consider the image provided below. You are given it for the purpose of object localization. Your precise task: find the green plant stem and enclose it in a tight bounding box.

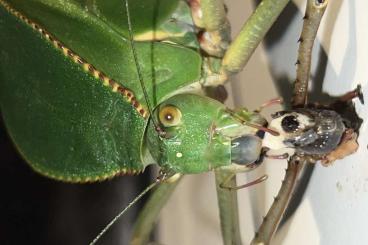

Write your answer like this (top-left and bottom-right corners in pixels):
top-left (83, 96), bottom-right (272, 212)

top-left (221, 0), bottom-right (290, 75)
top-left (130, 176), bottom-right (182, 245)
top-left (215, 170), bottom-right (242, 245)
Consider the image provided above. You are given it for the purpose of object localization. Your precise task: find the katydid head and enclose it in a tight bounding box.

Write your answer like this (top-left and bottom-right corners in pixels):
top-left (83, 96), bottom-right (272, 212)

top-left (144, 93), bottom-right (267, 174)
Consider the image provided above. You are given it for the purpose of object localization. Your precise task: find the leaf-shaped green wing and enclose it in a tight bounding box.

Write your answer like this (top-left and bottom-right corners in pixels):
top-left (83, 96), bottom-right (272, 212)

top-left (0, 0), bottom-right (201, 182)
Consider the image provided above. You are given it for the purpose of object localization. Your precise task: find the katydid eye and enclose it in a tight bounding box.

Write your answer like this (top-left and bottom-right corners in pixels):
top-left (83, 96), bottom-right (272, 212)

top-left (159, 105), bottom-right (182, 127)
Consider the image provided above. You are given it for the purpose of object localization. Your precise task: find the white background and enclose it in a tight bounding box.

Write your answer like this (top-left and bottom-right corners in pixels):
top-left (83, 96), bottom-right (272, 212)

top-left (159, 0), bottom-right (368, 244)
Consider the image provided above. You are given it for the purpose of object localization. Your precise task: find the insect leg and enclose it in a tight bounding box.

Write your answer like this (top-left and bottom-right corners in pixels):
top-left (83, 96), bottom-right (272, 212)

top-left (192, 0), bottom-right (230, 57)
top-left (219, 173), bottom-right (268, 191)
top-left (214, 170), bottom-right (242, 245)
top-left (338, 84), bottom-right (364, 104)
top-left (255, 97), bottom-right (284, 113)
top-left (219, 0), bottom-right (291, 81)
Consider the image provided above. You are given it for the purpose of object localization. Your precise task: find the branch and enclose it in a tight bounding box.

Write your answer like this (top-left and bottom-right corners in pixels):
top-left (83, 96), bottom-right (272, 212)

top-left (251, 0), bottom-right (329, 243)
top-left (250, 155), bottom-right (305, 244)
top-left (293, 0), bottom-right (328, 106)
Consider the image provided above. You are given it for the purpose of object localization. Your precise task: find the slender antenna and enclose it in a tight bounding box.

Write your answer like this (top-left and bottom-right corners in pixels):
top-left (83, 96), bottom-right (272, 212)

top-left (89, 181), bottom-right (159, 245)
top-left (124, 0), bottom-right (164, 135)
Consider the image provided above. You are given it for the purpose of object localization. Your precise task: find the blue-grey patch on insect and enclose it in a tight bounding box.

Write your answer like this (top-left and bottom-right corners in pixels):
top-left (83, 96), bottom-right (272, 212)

top-left (231, 134), bottom-right (263, 165)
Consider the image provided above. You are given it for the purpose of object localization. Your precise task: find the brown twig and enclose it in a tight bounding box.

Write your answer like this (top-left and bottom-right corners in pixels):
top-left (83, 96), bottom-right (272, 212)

top-left (251, 0), bottom-right (329, 243)
top-left (250, 155), bottom-right (305, 245)
top-left (293, 0), bottom-right (328, 106)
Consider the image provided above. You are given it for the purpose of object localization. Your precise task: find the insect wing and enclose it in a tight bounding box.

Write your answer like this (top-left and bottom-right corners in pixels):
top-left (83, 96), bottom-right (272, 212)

top-left (0, 0), bottom-right (202, 182)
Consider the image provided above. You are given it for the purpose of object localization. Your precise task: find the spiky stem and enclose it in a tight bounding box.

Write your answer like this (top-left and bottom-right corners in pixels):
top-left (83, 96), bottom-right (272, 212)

top-left (250, 156), bottom-right (305, 244)
top-left (250, 1), bottom-right (329, 243)
top-left (293, 0), bottom-right (329, 106)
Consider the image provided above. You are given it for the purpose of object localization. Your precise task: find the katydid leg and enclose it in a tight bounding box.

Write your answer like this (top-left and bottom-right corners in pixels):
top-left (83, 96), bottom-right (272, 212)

top-left (198, 0), bottom-right (231, 57)
top-left (215, 169), bottom-right (242, 245)
top-left (219, 0), bottom-right (291, 79)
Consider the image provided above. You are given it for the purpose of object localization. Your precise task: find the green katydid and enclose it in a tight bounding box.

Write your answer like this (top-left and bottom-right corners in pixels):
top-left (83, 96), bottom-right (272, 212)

top-left (0, 0), bottom-right (363, 244)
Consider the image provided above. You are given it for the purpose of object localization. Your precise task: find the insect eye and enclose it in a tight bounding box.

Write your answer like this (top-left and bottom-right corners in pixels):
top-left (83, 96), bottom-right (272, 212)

top-left (159, 105), bottom-right (182, 127)
top-left (315, 0), bottom-right (327, 7)
top-left (281, 115), bottom-right (299, 133)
